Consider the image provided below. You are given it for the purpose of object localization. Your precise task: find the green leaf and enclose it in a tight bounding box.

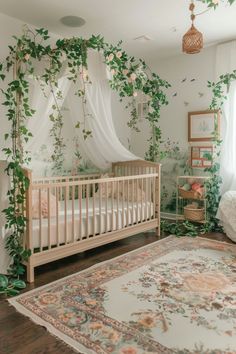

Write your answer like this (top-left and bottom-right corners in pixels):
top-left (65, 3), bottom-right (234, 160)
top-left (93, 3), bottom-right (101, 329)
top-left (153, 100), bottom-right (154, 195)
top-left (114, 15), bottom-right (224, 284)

top-left (10, 279), bottom-right (26, 289)
top-left (0, 275), bottom-right (9, 288)
top-left (7, 288), bottom-right (20, 296)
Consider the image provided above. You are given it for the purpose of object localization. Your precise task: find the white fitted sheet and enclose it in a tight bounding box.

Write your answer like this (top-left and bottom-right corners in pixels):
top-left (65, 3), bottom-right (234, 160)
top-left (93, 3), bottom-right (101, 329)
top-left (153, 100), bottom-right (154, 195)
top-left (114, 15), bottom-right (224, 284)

top-left (32, 198), bottom-right (154, 249)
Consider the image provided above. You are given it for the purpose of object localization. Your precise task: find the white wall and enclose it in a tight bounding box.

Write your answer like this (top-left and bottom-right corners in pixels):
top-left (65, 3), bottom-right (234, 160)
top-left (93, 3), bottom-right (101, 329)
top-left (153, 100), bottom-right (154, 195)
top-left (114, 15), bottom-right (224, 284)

top-left (131, 45), bottom-right (217, 157)
top-left (0, 12), bottom-right (59, 163)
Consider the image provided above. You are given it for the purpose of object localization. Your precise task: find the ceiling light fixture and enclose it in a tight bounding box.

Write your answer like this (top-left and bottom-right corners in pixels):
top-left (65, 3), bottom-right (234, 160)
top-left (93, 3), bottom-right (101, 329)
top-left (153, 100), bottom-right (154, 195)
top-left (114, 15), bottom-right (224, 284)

top-left (60, 16), bottom-right (86, 28)
top-left (182, 0), bottom-right (203, 54)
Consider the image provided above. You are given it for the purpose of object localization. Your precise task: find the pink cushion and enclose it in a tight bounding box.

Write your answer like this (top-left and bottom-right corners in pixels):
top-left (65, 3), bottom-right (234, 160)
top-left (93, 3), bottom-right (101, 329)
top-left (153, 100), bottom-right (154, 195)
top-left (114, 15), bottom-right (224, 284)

top-left (32, 190), bottom-right (58, 219)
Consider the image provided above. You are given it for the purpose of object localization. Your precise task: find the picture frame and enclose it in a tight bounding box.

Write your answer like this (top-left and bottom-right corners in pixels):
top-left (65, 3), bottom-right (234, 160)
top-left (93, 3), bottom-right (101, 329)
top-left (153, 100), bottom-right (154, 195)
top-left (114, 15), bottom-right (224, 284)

top-left (190, 146), bottom-right (213, 168)
top-left (188, 110), bottom-right (220, 142)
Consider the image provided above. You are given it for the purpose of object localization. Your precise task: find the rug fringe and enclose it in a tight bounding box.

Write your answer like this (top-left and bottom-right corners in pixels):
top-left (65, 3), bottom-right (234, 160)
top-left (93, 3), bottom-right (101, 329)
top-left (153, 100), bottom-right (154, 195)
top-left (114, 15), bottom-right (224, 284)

top-left (8, 300), bottom-right (93, 354)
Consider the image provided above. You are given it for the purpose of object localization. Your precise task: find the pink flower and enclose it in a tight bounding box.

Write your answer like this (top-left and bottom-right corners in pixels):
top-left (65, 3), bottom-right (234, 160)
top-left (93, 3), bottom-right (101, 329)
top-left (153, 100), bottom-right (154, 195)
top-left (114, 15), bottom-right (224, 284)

top-left (212, 0), bottom-right (219, 4)
top-left (107, 53), bottom-right (114, 62)
top-left (122, 69), bottom-right (129, 75)
top-left (130, 73), bottom-right (137, 81)
top-left (24, 53), bottom-right (30, 61)
top-left (116, 51), bottom-right (122, 59)
top-left (133, 92), bottom-right (138, 97)
top-left (138, 314), bottom-right (156, 328)
top-left (120, 347), bottom-right (137, 354)
top-left (110, 69), bottom-right (116, 75)
top-left (128, 77), bottom-right (133, 83)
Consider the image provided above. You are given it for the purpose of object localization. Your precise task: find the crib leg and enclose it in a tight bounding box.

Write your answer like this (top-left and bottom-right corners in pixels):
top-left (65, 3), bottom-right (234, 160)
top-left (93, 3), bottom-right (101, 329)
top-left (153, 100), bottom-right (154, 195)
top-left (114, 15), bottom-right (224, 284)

top-left (27, 263), bottom-right (35, 283)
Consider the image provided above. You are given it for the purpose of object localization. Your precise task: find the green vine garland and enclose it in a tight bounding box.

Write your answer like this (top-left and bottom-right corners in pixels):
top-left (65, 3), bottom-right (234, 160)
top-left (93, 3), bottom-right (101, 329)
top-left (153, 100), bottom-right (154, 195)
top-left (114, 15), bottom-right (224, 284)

top-left (0, 27), bottom-right (170, 280)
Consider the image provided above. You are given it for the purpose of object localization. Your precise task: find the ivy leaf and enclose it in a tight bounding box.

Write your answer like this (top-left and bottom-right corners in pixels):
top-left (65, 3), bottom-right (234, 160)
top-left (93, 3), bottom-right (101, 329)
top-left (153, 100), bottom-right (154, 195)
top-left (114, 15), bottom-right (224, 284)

top-left (7, 288), bottom-right (20, 296)
top-left (0, 275), bottom-right (8, 288)
top-left (10, 279), bottom-right (26, 289)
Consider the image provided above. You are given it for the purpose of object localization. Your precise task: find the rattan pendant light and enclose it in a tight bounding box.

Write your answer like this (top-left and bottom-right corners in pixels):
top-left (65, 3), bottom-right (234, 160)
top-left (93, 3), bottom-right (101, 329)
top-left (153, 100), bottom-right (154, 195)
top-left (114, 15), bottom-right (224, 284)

top-left (182, 0), bottom-right (203, 54)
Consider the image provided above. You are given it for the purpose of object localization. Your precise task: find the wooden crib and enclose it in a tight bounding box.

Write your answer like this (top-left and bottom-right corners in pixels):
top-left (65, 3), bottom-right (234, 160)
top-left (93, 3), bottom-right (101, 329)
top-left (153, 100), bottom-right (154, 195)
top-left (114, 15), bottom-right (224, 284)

top-left (23, 160), bottom-right (161, 282)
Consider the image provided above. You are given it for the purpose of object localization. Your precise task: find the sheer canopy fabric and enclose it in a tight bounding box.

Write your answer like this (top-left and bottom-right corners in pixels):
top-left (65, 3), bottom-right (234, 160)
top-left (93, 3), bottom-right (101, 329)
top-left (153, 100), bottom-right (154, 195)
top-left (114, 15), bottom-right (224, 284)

top-left (67, 51), bottom-right (136, 170)
top-left (25, 50), bottom-right (137, 172)
top-left (215, 41), bottom-right (236, 194)
top-left (25, 77), bottom-right (71, 175)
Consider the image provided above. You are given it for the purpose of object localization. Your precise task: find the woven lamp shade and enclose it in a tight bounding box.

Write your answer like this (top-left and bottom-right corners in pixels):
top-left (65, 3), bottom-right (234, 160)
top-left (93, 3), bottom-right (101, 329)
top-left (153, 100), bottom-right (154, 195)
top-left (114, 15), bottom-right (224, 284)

top-left (182, 24), bottom-right (203, 54)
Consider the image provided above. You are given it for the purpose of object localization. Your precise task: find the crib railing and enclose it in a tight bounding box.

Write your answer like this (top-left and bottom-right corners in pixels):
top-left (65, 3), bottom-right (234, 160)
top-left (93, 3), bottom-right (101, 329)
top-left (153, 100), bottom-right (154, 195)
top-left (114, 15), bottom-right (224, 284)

top-left (112, 159), bottom-right (160, 177)
top-left (23, 160), bottom-right (161, 282)
top-left (25, 173), bottom-right (158, 254)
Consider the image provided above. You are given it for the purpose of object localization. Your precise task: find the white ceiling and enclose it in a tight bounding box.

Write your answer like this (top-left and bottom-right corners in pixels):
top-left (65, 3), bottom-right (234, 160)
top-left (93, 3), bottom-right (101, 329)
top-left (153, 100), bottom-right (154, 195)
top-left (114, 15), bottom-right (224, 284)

top-left (0, 0), bottom-right (236, 63)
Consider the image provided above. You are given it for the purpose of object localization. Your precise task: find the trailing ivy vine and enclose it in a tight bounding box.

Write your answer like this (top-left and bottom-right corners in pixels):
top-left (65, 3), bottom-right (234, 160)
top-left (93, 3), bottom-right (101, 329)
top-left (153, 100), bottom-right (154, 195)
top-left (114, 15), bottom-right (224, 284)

top-left (162, 70), bottom-right (236, 237)
top-left (0, 27), bottom-right (170, 282)
top-left (198, 0), bottom-right (235, 7)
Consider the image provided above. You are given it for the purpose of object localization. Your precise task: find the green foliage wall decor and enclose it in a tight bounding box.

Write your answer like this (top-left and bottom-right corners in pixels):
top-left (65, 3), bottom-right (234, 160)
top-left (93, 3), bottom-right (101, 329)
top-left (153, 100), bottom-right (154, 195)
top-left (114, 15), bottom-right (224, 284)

top-left (0, 26), bottom-right (170, 279)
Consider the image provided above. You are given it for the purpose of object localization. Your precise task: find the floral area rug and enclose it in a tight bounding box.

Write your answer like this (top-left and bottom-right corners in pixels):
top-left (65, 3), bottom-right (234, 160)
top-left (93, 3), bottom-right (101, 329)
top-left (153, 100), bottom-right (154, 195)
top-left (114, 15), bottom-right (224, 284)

top-left (9, 236), bottom-right (236, 354)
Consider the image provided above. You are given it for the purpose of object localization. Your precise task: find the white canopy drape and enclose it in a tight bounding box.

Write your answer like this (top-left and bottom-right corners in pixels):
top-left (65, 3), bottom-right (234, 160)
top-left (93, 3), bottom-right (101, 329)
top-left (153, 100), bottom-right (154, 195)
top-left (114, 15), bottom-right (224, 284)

top-left (23, 50), bottom-right (137, 173)
top-left (67, 51), bottom-right (136, 170)
top-left (215, 41), bottom-right (236, 194)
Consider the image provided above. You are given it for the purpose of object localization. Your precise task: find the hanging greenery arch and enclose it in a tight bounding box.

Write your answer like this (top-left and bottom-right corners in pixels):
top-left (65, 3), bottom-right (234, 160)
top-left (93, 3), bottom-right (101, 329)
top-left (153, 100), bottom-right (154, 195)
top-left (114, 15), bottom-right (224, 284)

top-left (0, 26), bottom-right (170, 279)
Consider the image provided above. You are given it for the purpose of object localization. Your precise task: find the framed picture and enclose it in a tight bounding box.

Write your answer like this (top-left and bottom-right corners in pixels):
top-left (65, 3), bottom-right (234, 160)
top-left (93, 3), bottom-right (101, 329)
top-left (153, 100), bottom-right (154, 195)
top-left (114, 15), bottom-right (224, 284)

top-left (190, 146), bottom-right (213, 168)
top-left (188, 110), bottom-right (220, 142)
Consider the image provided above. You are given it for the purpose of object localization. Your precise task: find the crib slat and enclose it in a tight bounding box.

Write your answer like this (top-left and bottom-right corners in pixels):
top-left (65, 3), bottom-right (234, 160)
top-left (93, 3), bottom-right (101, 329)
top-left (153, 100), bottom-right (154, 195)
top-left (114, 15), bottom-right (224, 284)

top-left (56, 187), bottom-right (59, 247)
top-left (149, 177), bottom-right (152, 219)
top-left (105, 182), bottom-right (108, 233)
top-left (145, 177), bottom-right (148, 221)
top-left (86, 183), bottom-right (89, 238)
top-left (99, 183), bottom-right (102, 235)
top-left (136, 178), bottom-right (138, 224)
top-left (39, 189), bottom-right (42, 252)
top-left (79, 185), bottom-right (82, 240)
top-left (64, 185), bottom-right (68, 244)
top-left (141, 178), bottom-right (143, 222)
top-left (127, 179), bottom-right (129, 226)
top-left (122, 180), bottom-right (124, 228)
top-left (111, 181), bottom-right (114, 231)
top-left (131, 178), bottom-right (134, 225)
top-left (93, 183), bottom-right (95, 237)
top-left (47, 188), bottom-right (51, 249)
top-left (72, 185), bottom-right (75, 242)
top-left (116, 181), bottom-right (119, 231)
top-left (153, 176), bottom-right (156, 219)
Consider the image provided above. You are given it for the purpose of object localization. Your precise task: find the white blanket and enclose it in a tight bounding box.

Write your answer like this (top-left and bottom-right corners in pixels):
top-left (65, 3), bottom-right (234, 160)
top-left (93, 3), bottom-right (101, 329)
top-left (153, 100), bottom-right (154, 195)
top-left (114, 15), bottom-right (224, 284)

top-left (217, 191), bottom-right (236, 242)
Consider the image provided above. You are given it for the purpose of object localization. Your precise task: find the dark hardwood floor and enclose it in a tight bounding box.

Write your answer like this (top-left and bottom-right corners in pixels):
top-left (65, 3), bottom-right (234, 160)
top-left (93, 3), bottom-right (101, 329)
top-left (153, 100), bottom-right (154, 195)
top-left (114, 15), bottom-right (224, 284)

top-left (0, 231), bottom-right (233, 354)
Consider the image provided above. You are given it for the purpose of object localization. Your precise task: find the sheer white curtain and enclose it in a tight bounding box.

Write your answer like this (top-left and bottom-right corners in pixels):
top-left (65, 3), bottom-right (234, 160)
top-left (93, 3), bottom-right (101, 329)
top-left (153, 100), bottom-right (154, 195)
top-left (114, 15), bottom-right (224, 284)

top-left (67, 50), bottom-right (137, 170)
top-left (25, 77), bottom-right (71, 175)
top-left (215, 41), bottom-right (236, 194)
top-left (26, 50), bottom-right (137, 172)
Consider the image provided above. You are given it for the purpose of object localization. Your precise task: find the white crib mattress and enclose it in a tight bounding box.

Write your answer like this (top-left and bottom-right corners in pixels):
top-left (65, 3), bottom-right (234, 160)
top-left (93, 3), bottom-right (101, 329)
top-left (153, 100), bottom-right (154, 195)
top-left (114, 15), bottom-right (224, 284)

top-left (32, 198), bottom-right (154, 249)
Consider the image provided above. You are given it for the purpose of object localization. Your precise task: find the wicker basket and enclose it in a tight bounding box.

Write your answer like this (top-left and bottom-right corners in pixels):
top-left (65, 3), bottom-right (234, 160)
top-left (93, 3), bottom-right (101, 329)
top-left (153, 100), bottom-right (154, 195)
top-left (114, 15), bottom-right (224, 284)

top-left (178, 187), bottom-right (202, 200)
top-left (184, 205), bottom-right (204, 222)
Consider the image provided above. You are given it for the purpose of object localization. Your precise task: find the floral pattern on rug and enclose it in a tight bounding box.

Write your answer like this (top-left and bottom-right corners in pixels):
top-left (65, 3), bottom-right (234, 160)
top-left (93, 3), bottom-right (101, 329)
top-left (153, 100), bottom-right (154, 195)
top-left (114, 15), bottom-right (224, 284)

top-left (10, 236), bottom-right (236, 354)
